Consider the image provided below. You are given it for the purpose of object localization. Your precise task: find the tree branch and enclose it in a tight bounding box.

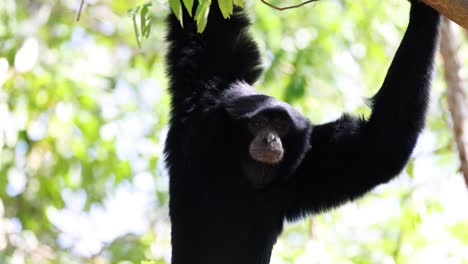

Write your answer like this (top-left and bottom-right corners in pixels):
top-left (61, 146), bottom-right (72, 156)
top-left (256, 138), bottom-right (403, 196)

top-left (259, 0), bottom-right (468, 28)
top-left (260, 0), bottom-right (320, 11)
top-left (422, 0), bottom-right (468, 29)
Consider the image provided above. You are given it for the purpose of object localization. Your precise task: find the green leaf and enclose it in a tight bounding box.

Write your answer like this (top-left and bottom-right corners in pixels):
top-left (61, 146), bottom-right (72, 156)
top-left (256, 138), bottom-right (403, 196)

top-left (405, 159), bottom-right (415, 178)
top-left (232, 0), bottom-right (244, 7)
top-left (195, 0), bottom-right (211, 33)
top-left (143, 23), bottom-right (151, 38)
top-left (218, 0), bottom-right (233, 19)
top-left (142, 1), bottom-right (153, 8)
top-left (140, 6), bottom-right (152, 38)
top-left (140, 6), bottom-right (148, 36)
top-left (449, 221), bottom-right (468, 244)
top-left (132, 6), bottom-right (142, 47)
top-left (183, 0), bottom-right (194, 16)
top-left (169, 0), bottom-right (184, 26)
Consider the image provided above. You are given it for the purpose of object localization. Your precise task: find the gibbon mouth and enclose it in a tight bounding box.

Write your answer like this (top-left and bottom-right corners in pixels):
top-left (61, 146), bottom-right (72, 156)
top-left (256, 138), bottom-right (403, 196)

top-left (249, 148), bottom-right (284, 165)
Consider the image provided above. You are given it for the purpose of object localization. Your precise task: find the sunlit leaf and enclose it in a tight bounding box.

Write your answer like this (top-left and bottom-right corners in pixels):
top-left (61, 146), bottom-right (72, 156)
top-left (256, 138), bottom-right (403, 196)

top-left (232, 0), bottom-right (244, 7)
top-left (183, 0), bottom-right (194, 16)
top-left (218, 0), bottom-right (233, 19)
top-left (405, 159), bottom-right (414, 178)
top-left (449, 222), bottom-right (468, 244)
top-left (169, 0), bottom-right (184, 26)
top-left (141, 6), bottom-right (148, 36)
top-left (132, 6), bottom-right (142, 47)
top-left (140, 5), bottom-right (152, 38)
top-left (195, 0), bottom-right (211, 32)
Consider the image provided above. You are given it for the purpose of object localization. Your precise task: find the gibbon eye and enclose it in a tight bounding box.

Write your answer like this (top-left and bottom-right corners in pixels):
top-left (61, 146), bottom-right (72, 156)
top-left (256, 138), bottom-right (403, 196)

top-left (249, 116), bottom-right (269, 135)
top-left (274, 121), bottom-right (290, 135)
top-left (254, 120), bottom-right (265, 127)
top-left (252, 117), bottom-right (268, 128)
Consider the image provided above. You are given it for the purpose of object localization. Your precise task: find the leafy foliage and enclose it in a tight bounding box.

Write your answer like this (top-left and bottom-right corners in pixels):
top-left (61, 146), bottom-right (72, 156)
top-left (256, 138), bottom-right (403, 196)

top-left (132, 0), bottom-right (244, 33)
top-left (129, 2), bottom-right (153, 47)
top-left (218, 0), bottom-right (234, 18)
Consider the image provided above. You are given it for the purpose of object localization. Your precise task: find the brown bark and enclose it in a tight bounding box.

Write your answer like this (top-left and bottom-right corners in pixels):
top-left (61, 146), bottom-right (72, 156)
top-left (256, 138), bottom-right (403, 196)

top-left (423, 0), bottom-right (468, 29)
top-left (440, 17), bottom-right (468, 187)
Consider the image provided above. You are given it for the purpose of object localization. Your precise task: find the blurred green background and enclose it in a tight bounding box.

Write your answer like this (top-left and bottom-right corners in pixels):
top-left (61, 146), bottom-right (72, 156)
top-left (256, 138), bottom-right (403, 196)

top-left (1, 0), bottom-right (468, 263)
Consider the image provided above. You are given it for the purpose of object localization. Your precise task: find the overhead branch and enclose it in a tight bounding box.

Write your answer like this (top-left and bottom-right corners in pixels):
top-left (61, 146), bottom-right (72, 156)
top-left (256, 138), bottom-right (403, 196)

top-left (440, 17), bottom-right (468, 188)
top-left (259, 0), bottom-right (468, 29)
top-left (260, 0), bottom-right (320, 11)
top-left (422, 0), bottom-right (468, 29)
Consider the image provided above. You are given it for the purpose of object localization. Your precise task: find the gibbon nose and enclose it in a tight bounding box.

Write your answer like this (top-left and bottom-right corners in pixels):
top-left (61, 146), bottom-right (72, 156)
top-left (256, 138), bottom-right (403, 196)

top-left (265, 133), bottom-right (276, 143)
top-left (265, 133), bottom-right (281, 150)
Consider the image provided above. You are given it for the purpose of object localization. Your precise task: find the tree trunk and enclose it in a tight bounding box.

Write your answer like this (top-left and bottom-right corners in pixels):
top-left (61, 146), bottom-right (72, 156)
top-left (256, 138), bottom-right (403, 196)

top-left (422, 0), bottom-right (468, 29)
top-left (440, 17), bottom-right (468, 188)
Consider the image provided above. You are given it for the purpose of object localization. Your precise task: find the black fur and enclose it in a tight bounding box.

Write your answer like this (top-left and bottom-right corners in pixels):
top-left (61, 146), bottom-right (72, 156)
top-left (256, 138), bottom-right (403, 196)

top-left (164, 2), bottom-right (440, 263)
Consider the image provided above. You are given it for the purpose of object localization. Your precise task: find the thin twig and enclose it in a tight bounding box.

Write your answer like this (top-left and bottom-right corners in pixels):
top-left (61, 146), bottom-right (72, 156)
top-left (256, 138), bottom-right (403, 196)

top-left (260, 0), bottom-right (320, 11)
top-left (76, 0), bottom-right (85, 21)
